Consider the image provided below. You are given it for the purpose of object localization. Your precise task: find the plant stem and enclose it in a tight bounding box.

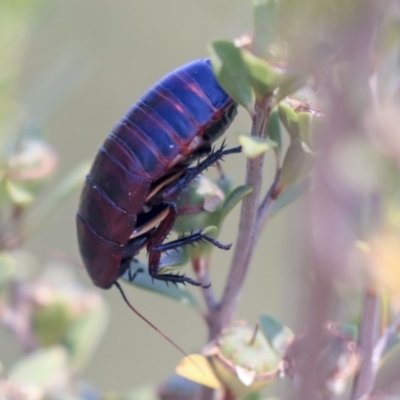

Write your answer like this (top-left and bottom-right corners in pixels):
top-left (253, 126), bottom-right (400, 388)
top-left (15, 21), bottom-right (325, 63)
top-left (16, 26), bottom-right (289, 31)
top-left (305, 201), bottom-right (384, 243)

top-left (207, 96), bottom-right (272, 339)
top-left (256, 170), bottom-right (280, 236)
top-left (372, 310), bottom-right (400, 372)
top-left (0, 283), bottom-right (36, 352)
top-left (249, 323), bottom-right (259, 346)
top-left (293, 272), bottom-right (334, 400)
top-left (350, 287), bottom-right (381, 400)
top-left (192, 257), bottom-right (218, 312)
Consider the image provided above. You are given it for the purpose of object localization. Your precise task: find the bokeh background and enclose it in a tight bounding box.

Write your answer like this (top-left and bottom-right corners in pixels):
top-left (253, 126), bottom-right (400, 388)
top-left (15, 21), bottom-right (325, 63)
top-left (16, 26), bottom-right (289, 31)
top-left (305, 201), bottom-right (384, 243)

top-left (1, 0), bottom-right (303, 393)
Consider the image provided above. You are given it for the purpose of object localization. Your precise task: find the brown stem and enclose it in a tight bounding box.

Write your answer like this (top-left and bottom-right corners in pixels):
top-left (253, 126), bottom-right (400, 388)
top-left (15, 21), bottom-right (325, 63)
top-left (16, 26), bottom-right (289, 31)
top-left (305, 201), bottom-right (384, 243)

top-left (192, 257), bottom-right (218, 312)
top-left (207, 97), bottom-right (272, 339)
top-left (350, 287), bottom-right (381, 400)
top-left (293, 273), bottom-right (334, 400)
top-left (0, 283), bottom-right (37, 352)
top-left (372, 310), bottom-right (400, 372)
top-left (255, 170), bottom-right (281, 236)
top-left (249, 323), bottom-right (259, 346)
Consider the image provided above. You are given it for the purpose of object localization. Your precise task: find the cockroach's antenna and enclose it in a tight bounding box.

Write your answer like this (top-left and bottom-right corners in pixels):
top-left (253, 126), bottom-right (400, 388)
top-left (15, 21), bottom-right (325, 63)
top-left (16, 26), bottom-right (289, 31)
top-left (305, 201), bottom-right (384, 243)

top-left (113, 281), bottom-right (205, 373)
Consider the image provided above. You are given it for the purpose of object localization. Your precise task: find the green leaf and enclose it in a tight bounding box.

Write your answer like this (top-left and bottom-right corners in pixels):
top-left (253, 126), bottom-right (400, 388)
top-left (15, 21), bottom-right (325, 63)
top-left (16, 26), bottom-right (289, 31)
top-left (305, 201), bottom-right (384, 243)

top-left (242, 51), bottom-right (279, 98)
top-left (5, 179), bottom-right (34, 206)
top-left (267, 108), bottom-right (282, 156)
top-left (121, 263), bottom-right (199, 310)
top-left (23, 160), bottom-right (91, 236)
top-left (0, 251), bottom-right (15, 288)
top-left (9, 346), bottom-right (68, 389)
top-left (174, 210), bottom-right (217, 235)
top-left (176, 354), bottom-right (221, 389)
top-left (209, 41), bottom-right (255, 115)
top-left (269, 178), bottom-right (311, 218)
top-left (259, 314), bottom-right (295, 358)
top-left (220, 185), bottom-right (253, 220)
top-left (244, 393), bottom-right (280, 400)
top-left (32, 299), bottom-right (72, 346)
top-left (65, 301), bottom-right (109, 372)
top-left (6, 249), bottom-right (39, 281)
top-left (242, 392), bottom-right (262, 400)
top-left (252, 0), bottom-right (279, 57)
top-left (298, 111), bottom-right (313, 148)
top-left (274, 73), bottom-right (309, 105)
top-left (279, 138), bottom-right (314, 190)
top-left (278, 103), bottom-right (299, 140)
top-left (173, 176), bottom-right (229, 233)
top-left (216, 176), bottom-right (235, 198)
top-left (238, 133), bottom-right (277, 158)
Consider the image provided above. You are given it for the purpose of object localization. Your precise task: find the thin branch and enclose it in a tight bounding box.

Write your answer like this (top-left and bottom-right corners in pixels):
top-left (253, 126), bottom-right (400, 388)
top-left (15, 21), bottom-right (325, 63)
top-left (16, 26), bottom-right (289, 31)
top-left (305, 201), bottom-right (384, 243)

top-left (372, 310), bottom-right (400, 373)
top-left (351, 287), bottom-right (381, 400)
top-left (255, 170), bottom-right (281, 237)
top-left (292, 272), bottom-right (334, 400)
top-left (0, 283), bottom-right (36, 352)
top-left (192, 257), bottom-right (218, 312)
top-left (208, 96), bottom-right (272, 338)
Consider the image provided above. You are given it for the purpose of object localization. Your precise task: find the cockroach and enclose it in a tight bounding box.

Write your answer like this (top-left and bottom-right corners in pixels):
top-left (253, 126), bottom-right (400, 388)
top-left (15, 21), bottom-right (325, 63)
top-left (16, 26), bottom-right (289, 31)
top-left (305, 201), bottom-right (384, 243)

top-left (76, 59), bottom-right (240, 355)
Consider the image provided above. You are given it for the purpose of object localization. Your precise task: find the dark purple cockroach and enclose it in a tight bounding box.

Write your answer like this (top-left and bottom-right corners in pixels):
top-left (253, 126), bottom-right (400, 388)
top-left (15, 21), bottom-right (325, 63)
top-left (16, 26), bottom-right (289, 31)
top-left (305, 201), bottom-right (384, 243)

top-left (77, 59), bottom-right (240, 292)
top-left (76, 59), bottom-right (241, 357)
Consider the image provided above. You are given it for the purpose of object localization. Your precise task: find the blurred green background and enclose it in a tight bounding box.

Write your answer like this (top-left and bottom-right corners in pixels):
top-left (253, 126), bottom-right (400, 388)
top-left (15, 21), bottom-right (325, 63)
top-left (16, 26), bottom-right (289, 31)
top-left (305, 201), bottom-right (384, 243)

top-left (0, 0), bottom-right (302, 392)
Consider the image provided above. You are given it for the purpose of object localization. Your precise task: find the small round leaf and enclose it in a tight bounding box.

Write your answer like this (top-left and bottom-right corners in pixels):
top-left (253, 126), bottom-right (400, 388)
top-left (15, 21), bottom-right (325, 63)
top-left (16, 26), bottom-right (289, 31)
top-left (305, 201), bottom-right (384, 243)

top-left (242, 51), bottom-right (279, 98)
top-left (176, 354), bottom-right (222, 389)
top-left (259, 315), bottom-right (295, 358)
top-left (238, 133), bottom-right (277, 159)
top-left (220, 185), bottom-right (253, 220)
top-left (65, 302), bottom-right (109, 372)
top-left (0, 251), bottom-right (15, 288)
top-left (279, 138), bottom-right (314, 190)
top-left (278, 103), bottom-right (299, 140)
top-left (252, 0), bottom-right (279, 56)
top-left (9, 347), bottom-right (68, 389)
top-left (209, 41), bottom-right (255, 115)
top-left (5, 179), bottom-right (34, 206)
top-left (274, 73), bottom-right (309, 104)
top-left (269, 178), bottom-right (311, 218)
top-left (298, 111), bottom-right (313, 148)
